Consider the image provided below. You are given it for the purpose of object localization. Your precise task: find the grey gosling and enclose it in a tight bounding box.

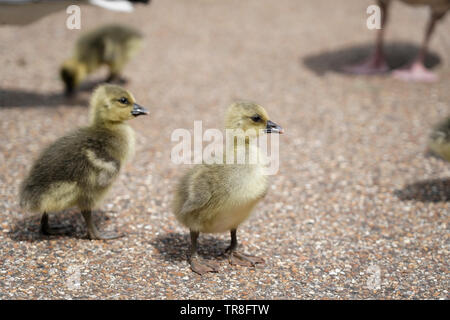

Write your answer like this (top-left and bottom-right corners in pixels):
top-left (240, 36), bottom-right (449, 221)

top-left (19, 84), bottom-right (148, 240)
top-left (173, 102), bottom-right (284, 275)
top-left (60, 24), bottom-right (143, 96)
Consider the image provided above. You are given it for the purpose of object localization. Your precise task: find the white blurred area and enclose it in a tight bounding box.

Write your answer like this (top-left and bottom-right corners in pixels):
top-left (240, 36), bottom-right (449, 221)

top-left (0, 0), bottom-right (149, 25)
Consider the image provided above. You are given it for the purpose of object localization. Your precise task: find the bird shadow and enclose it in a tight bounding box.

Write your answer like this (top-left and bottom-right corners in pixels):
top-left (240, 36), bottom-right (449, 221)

top-left (0, 78), bottom-right (123, 108)
top-left (7, 210), bottom-right (113, 242)
top-left (0, 88), bottom-right (87, 108)
top-left (150, 232), bottom-right (229, 262)
top-left (302, 42), bottom-right (441, 76)
top-left (394, 178), bottom-right (450, 203)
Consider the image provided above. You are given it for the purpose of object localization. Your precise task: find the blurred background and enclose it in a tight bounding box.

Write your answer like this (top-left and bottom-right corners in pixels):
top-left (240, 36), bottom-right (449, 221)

top-left (0, 0), bottom-right (449, 299)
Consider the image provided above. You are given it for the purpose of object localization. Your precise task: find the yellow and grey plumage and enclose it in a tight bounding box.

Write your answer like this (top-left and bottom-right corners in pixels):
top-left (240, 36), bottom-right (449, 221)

top-left (19, 84), bottom-right (148, 240)
top-left (172, 102), bottom-right (283, 275)
top-left (60, 24), bottom-right (143, 95)
top-left (428, 117), bottom-right (450, 161)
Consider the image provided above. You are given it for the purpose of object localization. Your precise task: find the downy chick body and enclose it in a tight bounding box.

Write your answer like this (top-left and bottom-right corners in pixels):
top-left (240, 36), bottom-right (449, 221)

top-left (172, 102), bottom-right (283, 274)
top-left (19, 84), bottom-right (148, 239)
top-left (61, 24), bottom-right (143, 95)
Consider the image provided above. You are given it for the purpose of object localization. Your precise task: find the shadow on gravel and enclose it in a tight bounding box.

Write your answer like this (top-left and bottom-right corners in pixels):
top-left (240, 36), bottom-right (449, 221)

top-left (302, 42), bottom-right (441, 76)
top-left (0, 79), bottom-right (120, 108)
top-left (0, 89), bottom-right (87, 108)
top-left (151, 232), bottom-right (229, 262)
top-left (8, 210), bottom-right (113, 242)
top-left (394, 178), bottom-right (450, 203)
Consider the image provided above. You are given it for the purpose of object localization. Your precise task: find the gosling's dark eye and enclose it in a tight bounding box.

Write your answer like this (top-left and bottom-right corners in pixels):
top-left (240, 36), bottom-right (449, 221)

top-left (118, 97), bottom-right (129, 104)
top-left (251, 115), bottom-right (262, 123)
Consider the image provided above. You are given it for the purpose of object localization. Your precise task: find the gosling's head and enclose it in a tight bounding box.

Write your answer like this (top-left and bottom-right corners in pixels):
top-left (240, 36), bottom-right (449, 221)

top-left (60, 59), bottom-right (87, 96)
top-left (89, 84), bottom-right (148, 124)
top-left (225, 101), bottom-right (283, 136)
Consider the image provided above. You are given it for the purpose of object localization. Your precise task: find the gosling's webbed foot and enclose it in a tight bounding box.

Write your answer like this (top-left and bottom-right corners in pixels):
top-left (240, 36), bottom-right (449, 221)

top-left (40, 212), bottom-right (73, 236)
top-left (190, 256), bottom-right (219, 275)
top-left (87, 229), bottom-right (124, 240)
top-left (227, 250), bottom-right (265, 267)
top-left (82, 210), bottom-right (123, 240)
top-left (224, 229), bottom-right (264, 268)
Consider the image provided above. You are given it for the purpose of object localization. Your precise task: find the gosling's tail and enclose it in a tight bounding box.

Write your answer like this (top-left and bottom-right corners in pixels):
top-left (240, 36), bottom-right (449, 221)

top-left (19, 182), bottom-right (34, 211)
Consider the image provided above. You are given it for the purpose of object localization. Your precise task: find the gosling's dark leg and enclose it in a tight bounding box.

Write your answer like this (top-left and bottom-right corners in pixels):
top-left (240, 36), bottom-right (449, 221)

top-left (40, 212), bottom-right (72, 236)
top-left (226, 228), bottom-right (264, 267)
top-left (81, 210), bottom-right (122, 240)
top-left (189, 230), bottom-right (219, 275)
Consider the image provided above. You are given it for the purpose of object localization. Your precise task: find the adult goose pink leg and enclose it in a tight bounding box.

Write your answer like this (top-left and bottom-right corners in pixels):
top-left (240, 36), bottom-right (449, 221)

top-left (393, 11), bottom-right (445, 82)
top-left (343, 0), bottom-right (390, 75)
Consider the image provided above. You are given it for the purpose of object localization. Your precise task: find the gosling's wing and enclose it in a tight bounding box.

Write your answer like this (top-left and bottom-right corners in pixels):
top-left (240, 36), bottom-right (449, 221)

top-left (178, 168), bottom-right (213, 216)
top-left (84, 148), bottom-right (121, 187)
top-left (21, 131), bottom-right (89, 191)
top-left (24, 128), bottom-right (120, 186)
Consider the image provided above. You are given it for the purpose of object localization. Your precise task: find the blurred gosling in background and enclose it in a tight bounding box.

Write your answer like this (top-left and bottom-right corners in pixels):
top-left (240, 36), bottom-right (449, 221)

top-left (19, 85), bottom-right (148, 240)
top-left (61, 24), bottom-right (143, 96)
top-left (428, 117), bottom-right (450, 161)
top-left (173, 102), bottom-right (284, 275)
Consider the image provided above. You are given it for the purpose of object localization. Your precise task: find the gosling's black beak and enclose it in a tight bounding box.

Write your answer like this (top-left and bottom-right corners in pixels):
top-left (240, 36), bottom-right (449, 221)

top-left (265, 120), bottom-right (284, 134)
top-left (131, 103), bottom-right (149, 117)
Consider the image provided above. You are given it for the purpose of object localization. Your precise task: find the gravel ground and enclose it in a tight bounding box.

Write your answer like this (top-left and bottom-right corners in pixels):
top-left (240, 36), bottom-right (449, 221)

top-left (0, 0), bottom-right (449, 299)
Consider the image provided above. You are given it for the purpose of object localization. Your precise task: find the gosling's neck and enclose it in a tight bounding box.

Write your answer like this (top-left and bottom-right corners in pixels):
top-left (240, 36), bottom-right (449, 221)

top-left (89, 115), bottom-right (136, 163)
top-left (227, 135), bottom-right (261, 165)
top-left (89, 104), bottom-right (130, 131)
top-left (230, 135), bottom-right (258, 149)
top-left (90, 117), bottom-right (129, 131)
